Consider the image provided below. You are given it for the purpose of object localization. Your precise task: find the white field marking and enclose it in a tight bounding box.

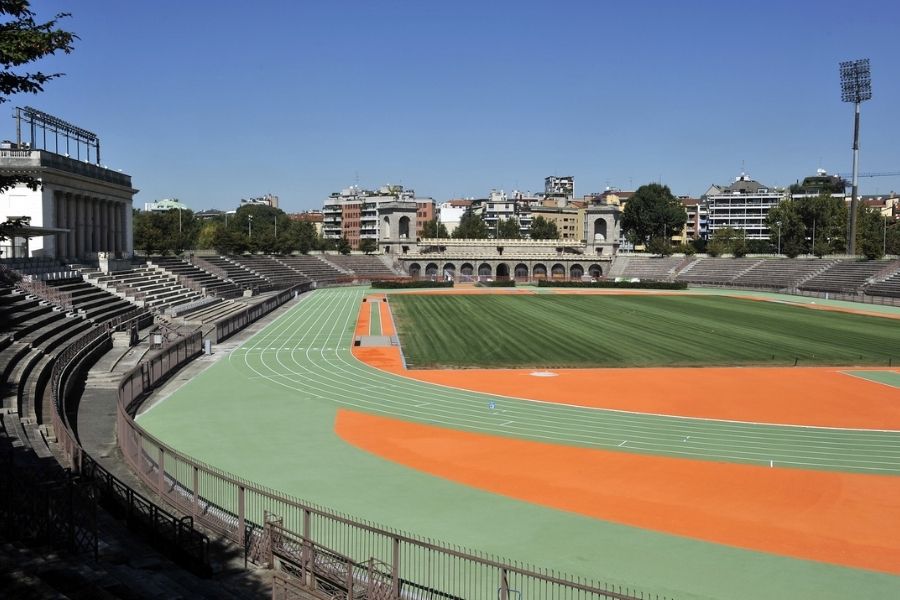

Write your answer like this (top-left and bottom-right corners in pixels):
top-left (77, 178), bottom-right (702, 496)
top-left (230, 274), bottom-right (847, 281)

top-left (618, 440), bottom-right (627, 447)
top-left (298, 324), bottom-right (900, 464)
top-left (333, 341), bottom-right (900, 445)
top-left (838, 370), bottom-right (900, 390)
top-left (227, 288), bottom-right (900, 471)
top-left (414, 403), bottom-right (432, 408)
top-left (298, 342), bottom-right (900, 454)
top-left (245, 353), bottom-right (900, 471)
top-left (499, 420), bottom-right (514, 426)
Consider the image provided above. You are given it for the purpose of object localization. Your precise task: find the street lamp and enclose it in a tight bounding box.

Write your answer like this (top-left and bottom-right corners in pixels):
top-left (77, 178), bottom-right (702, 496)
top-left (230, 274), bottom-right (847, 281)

top-left (248, 214), bottom-right (253, 239)
top-left (776, 220), bottom-right (782, 255)
top-left (840, 58), bottom-right (873, 255)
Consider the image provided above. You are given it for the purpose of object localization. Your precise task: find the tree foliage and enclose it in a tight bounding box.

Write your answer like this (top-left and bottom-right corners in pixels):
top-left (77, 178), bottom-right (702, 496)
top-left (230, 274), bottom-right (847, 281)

top-left (767, 194), bottom-right (848, 257)
top-left (453, 211), bottom-right (489, 239)
top-left (621, 183), bottom-right (687, 245)
top-left (496, 217), bottom-right (521, 239)
top-left (421, 218), bottom-right (448, 239)
top-left (529, 215), bottom-right (559, 240)
top-left (0, 1), bottom-right (76, 194)
top-left (359, 238), bottom-right (377, 254)
top-left (706, 227), bottom-right (748, 258)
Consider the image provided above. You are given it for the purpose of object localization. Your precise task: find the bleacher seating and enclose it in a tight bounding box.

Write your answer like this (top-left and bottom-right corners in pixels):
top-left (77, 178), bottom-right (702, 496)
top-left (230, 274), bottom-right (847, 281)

top-left (228, 255), bottom-right (309, 288)
top-left (675, 258), bottom-right (763, 284)
top-left (194, 255), bottom-right (274, 292)
top-left (866, 266), bottom-right (900, 298)
top-left (321, 254), bottom-right (399, 279)
top-left (730, 259), bottom-right (839, 289)
top-left (0, 257), bottom-right (76, 279)
top-left (44, 276), bottom-right (142, 322)
top-left (276, 255), bottom-right (346, 283)
top-left (610, 256), bottom-right (685, 281)
top-left (86, 266), bottom-right (204, 312)
top-left (799, 260), bottom-right (892, 294)
top-left (148, 256), bottom-right (244, 298)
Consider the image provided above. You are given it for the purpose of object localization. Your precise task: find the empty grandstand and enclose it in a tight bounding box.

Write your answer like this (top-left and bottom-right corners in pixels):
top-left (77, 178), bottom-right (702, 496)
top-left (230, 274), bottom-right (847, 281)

top-left (799, 260), bottom-right (894, 294)
top-left (148, 256), bottom-right (244, 298)
top-left (321, 254), bottom-right (400, 279)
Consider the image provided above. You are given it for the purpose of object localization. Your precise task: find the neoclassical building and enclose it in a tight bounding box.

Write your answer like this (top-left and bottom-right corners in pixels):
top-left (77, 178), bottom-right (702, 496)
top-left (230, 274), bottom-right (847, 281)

top-left (0, 147), bottom-right (136, 260)
top-left (377, 201), bottom-right (622, 280)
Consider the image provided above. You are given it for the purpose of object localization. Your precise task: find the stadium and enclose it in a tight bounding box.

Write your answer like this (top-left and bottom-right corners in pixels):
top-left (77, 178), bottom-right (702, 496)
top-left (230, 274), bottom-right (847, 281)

top-left (3, 239), bottom-right (900, 600)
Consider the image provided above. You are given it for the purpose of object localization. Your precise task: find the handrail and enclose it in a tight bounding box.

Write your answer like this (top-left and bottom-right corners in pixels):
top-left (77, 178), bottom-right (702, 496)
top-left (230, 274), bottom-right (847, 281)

top-left (114, 291), bottom-right (662, 600)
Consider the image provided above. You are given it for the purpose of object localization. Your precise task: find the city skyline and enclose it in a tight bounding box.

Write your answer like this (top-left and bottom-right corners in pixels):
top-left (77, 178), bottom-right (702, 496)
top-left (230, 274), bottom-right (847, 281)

top-left (20, 0), bottom-right (900, 212)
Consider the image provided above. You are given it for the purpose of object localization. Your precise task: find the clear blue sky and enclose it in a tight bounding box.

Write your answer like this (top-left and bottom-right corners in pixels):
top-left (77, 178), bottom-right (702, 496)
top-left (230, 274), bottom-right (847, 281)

top-left (17, 0), bottom-right (900, 212)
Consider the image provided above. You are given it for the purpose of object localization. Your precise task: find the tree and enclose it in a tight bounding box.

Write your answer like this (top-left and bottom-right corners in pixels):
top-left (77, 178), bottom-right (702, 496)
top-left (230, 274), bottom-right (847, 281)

top-left (0, 1), bottom-right (76, 194)
top-left (529, 216), bottom-right (559, 240)
top-left (857, 205), bottom-right (886, 259)
top-left (621, 183), bottom-right (687, 246)
top-left (766, 199), bottom-right (806, 258)
top-left (359, 238), bottom-right (377, 254)
top-left (421, 218), bottom-right (448, 239)
top-left (453, 211), bottom-right (489, 239)
top-left (197, 221), bottom-right (222, 249)
top-left (646, 236), bottom-right (672, 256)
top-left (496, 217), bottom-right (521, 239)
top-left (706, 226), bottom-right (748, 257)
top-left (337, 236), bottom-right (351, 255)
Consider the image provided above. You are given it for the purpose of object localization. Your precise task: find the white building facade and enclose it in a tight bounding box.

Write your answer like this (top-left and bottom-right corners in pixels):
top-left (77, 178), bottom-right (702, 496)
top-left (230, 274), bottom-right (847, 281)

top-left (0, 148), bottom-right (136, 260)
top-left (704, 173), bottom-right (785, 240)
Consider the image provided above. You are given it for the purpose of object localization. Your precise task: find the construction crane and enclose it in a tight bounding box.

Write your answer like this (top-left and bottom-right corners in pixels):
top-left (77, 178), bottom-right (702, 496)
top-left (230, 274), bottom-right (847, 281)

top-left (838, 171), bottom-right (900, 179)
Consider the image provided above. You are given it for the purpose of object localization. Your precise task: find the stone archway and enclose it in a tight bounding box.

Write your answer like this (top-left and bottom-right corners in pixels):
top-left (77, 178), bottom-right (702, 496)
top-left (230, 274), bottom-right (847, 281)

top-left (551, 263), bottom-right (566, 279)
top-left (408, 263), bottom-right (421, 278)
top-left (533, 263), bottom-right (547, 279)
top-left (381, 216), bottom-right (391, 239)
top-left (593, 218), bottom-right (608, 241)
top-left (478, 262), bottom-right (492, 277)
top-left (570, 263), bottom-right (584, 280)
top-left (425, 263), bottom-right (439, 277)
top-left (399, 216), bottom-right (411, 239)
top-left (514, 263), bottom-right (528, 280)
top-left (443, 263), bottom-right (456, 279)
top-left (588, 263), bottom-right (603, 279)
top-left (460, 263), bottom-right (474, 276)
top-left (496, 263), bottom-right (510, 279)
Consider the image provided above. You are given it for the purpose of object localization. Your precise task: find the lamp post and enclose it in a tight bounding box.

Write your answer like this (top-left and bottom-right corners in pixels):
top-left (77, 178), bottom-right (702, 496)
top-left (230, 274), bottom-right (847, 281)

top-left (839, 58), bottom-right (872, 255)
top-left (248, 215), bottom-right (253, 239)
top-left (776, 220), bottom-right (782, 255)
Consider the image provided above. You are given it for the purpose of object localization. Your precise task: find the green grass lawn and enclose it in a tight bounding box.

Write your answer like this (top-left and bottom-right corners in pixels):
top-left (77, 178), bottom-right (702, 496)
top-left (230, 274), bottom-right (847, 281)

top-left (389, 294), bottom-right (900, 368)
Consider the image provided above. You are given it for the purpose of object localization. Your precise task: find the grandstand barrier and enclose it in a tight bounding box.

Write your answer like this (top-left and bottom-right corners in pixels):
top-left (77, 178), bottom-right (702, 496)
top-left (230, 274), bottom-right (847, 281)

top-left (47, 321), bottom-right (213, 574)
top-left (214, 282), bottom-right (312, 343)
top-left (687, 282), bottom-right (900, 307)
top-left (115, 325), bottom-right (664, 600)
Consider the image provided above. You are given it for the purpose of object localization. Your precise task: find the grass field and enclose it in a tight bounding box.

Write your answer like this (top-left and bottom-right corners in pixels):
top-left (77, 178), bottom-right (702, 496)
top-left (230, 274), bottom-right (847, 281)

top-left (390, 294), bottom-right (900, 368)
top-left (136, 287), bottom-right (900, 600)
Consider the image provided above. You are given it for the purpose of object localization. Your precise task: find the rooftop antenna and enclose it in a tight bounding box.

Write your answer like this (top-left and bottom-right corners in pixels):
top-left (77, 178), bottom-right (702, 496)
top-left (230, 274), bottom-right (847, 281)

top-left (840, 58), bottom-right (872, 255)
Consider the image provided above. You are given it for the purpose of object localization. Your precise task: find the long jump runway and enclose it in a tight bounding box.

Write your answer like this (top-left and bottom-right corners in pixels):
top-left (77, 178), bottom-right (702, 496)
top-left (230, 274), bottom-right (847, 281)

top-left (138, 286), bottom-right (900, 600)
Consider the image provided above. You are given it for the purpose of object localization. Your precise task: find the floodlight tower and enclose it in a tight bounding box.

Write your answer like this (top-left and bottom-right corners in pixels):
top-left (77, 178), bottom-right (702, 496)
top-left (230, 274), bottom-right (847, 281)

top-left (839, 58), bottom-right (872, 255)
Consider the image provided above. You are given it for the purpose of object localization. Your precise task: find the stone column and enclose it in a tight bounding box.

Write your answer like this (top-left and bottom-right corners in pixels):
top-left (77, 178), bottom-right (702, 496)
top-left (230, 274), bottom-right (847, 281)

top-left (54, 190), bottom-right (64, 259)
top-left (98, 199), bottom-right (106, 252)
top-left (64, 193), bottom-right (74, 258)
top-left (85, 197), bottom-right (95, 255)
top-left (123, 201), bottom-right (133, 256)
top-left (113, 202), bottom-right (122, 255)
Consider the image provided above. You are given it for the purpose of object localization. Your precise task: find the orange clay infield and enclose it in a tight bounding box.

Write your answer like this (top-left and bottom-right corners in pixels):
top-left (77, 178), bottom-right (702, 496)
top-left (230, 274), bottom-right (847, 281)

top-left (350, 291), bottom-right (900, 573)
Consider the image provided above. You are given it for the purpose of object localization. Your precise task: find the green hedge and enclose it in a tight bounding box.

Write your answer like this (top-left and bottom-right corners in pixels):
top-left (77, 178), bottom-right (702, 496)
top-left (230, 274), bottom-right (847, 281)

top-left (370, 280), bottom-right (454, 289)
top-left (537, 280), bottom-right (687, 290)
top-left (476, 279), bottom-right (516, 288)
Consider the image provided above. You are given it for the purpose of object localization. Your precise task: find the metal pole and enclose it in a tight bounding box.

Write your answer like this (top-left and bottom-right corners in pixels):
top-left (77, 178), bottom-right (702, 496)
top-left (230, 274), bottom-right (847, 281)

top-left (777, 222), bottom-right (781, 255)
top-left (812, 218), bottom-right (816, 255)
top-left (849, 101), bottom-right (861, 255)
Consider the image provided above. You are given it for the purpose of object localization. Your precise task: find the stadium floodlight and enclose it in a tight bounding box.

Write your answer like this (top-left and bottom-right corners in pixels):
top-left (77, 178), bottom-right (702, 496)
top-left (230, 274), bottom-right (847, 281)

top-left (839, 58), bottom-right (872, 255)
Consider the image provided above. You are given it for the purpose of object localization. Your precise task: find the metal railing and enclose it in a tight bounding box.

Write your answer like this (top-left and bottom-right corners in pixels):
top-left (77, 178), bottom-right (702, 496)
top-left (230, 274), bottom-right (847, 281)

top-left (114, 324), bottom-right (666, 600)
top-left (214, 282), bottom-right (311, 343)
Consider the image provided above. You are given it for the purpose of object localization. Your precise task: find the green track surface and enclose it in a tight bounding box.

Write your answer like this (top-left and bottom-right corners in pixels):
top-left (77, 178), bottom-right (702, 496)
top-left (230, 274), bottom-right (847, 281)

top-left (138, 287), bottom-right (900, 600)
top-left (390, 294), bottom-right (900, 369)
top-left (369, 299), bottom-right (381, 335)
top-left (843, 370), bottom-right (900, 388)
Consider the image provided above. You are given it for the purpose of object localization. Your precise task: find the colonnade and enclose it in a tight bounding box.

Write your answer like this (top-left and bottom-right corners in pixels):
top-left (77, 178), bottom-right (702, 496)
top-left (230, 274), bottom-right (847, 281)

top-left (53, 190), bottom-right (129, 260)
